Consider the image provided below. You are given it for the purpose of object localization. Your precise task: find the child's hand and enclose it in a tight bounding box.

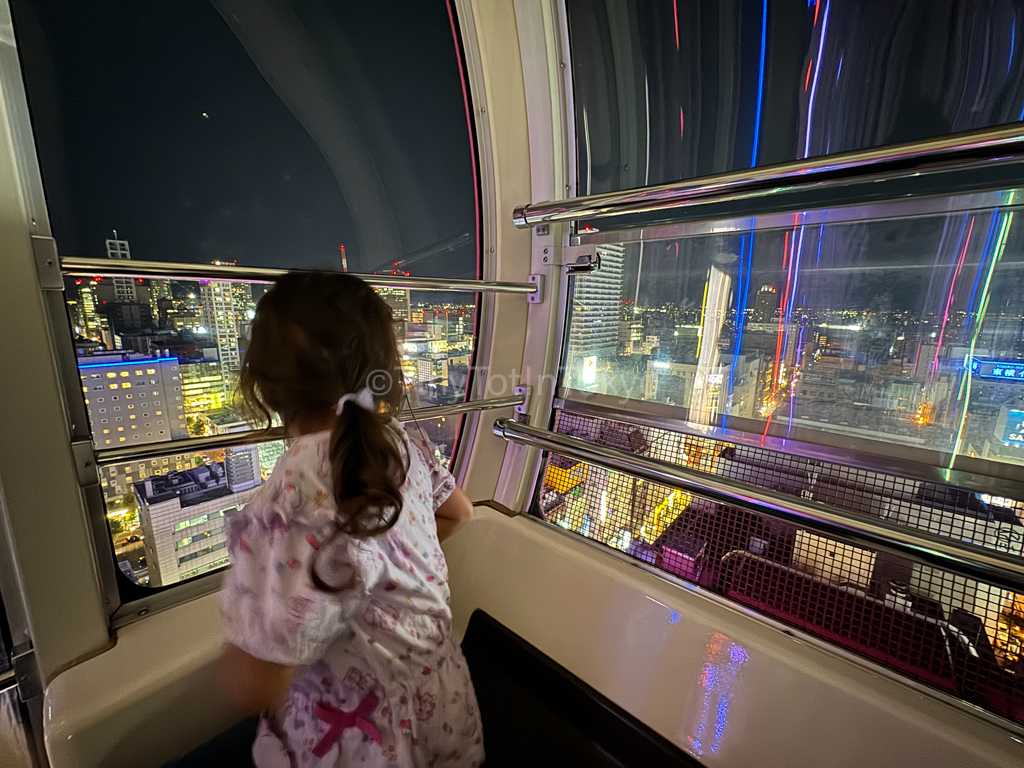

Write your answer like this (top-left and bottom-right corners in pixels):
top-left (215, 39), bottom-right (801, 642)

top-left (220, 643), bottom-right (295, 715)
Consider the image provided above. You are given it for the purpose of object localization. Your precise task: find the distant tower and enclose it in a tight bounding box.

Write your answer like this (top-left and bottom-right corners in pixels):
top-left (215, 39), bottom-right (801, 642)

top-left (79, 281), bottom-right (102, 340)
top-left (567, 243), bottom-right (625, 386)
top-left (375, 287), bottom-right (411, 342)
top-left (752, 284), bottom-right (779, 324)
top-left (105, 231), bottom-right (137, 303)
top-left (200, 280), bottom-right (240, 372)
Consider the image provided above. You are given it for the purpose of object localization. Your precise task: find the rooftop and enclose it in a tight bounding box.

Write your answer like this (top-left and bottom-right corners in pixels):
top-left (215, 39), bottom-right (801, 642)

top-left (133, 462), bottom-right (232, 509)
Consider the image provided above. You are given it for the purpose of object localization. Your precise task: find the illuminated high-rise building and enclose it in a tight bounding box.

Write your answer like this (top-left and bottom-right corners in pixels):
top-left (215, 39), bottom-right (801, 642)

top-left (231, 282), bottom-right (256, 319)
top-left (79, 281), bottom-right (103, 340)
top-left (179, 360), bottom-right (229, 415)
top-left (79, 353), bottom-right (188, 449)
top-left (376, 287), bottom-right (411, 321)
top-left (148, 279), bottom-right (173, 326)
top-left (150, 279), bottom-right (172, 302)
top-left (134, 460), bottom-right (259, 586)
top-left (567, 244), bottom-right (625, 388)
top-left (200, 281), bottom-right (240, 372)
top-left (376, 287), bottom-right (411, 341)
top-left (752, 284), bottom-right (779, 324)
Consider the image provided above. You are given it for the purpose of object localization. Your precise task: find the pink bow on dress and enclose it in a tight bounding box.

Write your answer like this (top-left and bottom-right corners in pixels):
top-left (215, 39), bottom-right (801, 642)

top-left (311, 694), bottom-right (382, 757)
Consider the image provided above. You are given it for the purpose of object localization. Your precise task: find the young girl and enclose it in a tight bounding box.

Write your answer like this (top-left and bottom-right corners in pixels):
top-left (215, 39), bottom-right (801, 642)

top-left (219, 272), bottom-right (484, 767)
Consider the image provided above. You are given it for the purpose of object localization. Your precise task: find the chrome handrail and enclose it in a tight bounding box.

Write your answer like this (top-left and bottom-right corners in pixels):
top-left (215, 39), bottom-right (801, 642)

top-left (492, 419), bottom-right (1024, 596)
top-left (60, 257), bottom-right (538, 295)
top-left (513, 124), bottom-right (1024, 228)
top-left (92, 396), bottom-right (524, 466)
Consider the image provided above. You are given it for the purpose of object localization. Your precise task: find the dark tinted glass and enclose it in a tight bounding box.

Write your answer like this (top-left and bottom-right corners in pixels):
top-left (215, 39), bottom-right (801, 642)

top-left (568, 0), bottom-right (1024, 194)
top-left (12, 0), bottom-right (478, 277)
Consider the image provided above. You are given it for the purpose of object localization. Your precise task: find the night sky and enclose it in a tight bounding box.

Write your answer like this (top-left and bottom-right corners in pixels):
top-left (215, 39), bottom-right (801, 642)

top-left (11, 0), bottom-right (478, 278)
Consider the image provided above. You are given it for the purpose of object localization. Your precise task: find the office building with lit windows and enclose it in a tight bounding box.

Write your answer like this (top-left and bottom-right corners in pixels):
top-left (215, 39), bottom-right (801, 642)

top-left (566, 243), bottom-right (625, 388)
top-left (179, 360), bottom-right (229, 415)
top-left (200, 280), bottom-right (240, 372)
top-left (133, 460), bottom-right (260, 586)
top-left (99, 454), bottom-right (195, 501)
top-left (79, 354), bottom-right (188, 449)
top-left (376, 287), bottom-right (411, 341)
top-left (376, 287), bottom-right (411, 321)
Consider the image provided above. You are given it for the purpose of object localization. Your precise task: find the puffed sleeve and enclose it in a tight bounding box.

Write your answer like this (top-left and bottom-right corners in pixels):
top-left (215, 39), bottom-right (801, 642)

top-left (404, 424), bottom-right (457, 512)
top-left (220, 443), bottom-right (376, 666)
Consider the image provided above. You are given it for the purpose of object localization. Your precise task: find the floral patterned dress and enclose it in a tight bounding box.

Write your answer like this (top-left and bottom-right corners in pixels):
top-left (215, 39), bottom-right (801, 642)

top-left (221, 423), bottom-right (484, 768)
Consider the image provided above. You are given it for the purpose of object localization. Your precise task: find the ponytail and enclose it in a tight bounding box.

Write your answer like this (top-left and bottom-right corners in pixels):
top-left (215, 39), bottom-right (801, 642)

top-left (311, 400), bottom-right (408, 592)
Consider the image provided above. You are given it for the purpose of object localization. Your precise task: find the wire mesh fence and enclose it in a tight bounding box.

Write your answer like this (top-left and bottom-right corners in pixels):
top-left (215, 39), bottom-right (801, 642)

top-left (538, 409), bottom-right (1024, 725)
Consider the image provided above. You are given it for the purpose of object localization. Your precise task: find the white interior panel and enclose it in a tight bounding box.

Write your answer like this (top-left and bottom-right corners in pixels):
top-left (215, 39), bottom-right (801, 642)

top-left (444, 508), bottom-right (1024, 767)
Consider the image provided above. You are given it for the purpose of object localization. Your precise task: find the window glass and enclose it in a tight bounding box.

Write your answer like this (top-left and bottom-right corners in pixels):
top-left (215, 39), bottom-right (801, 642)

top-left (109, 445), bottom-right (265, 587)
top-left (13, 0), bottom-right (478, 278)
top-left (539, 409), bottom-right (1024, 728)
top-left (108, 417), bottom-right (462, 587)
top-left (70, 276), bottom-right (477, 448)
top-left (75, 274), bottom-right (474, 587)
top-left (568, 0), bottom-right (1024, 194)
top-left (562, 194), bottom-right (1024, 473)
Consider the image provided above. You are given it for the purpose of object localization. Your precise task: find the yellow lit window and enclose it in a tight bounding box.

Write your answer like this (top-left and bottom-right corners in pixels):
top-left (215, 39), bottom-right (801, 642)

top-left (128, 405), bottom-right (134, 410)
top-left (106, 372), bottom-right (116, 379)
top-left (119, 437), bottom-right (126, 442)
top-left (135, 370), bottom-right (143, 376)
top-left (117, 427), bottom-right (124, 432)
top-left (146, 368), bottom-right (156, 374)
top-left (121, 382), bottom-right (131, 389)
top-left (129, 415), bottom-right (136, 420)
top-left (102, 429), bottom-right (110, 435)
top-left (155, 410), bottom-right (163, 416)
top-left (109, 384), bottom-right (118, 390)
top-left (104, 439), bottom-right (111, 445)
top-left (120, 371), bottom-right (129, 377)
top-left (82, 386), bottom-right (88, 393)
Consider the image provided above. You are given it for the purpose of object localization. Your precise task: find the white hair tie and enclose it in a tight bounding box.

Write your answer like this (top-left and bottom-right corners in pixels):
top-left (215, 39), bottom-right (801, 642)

top-left (335, 387), bottom-right (376, 416)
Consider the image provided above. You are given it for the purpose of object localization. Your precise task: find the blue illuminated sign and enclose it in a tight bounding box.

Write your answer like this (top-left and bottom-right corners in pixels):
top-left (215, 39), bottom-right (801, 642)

top-left (1004, 410), bottom-right (1024, 448)
top-left (969, 359), bottom-right (1024, 381)
top-left (78, 357), bottom-right (176, 369)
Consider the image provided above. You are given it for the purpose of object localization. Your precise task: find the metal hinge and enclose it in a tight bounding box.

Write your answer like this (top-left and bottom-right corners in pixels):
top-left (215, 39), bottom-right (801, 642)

top-left (561, 245), bottom-right (600, 274)
top-left (513, 385), bottom-right (533, 424)
top-left (71, 440), bottom-right (99, 487)
top-left (11, 648), bottom-right (41, 703)
top-left (513, 386), bottom-right (533, 423)
top-left (32, 235), bottom-right (62, 290)
top-left (527, 274), bottom-right (545, 303)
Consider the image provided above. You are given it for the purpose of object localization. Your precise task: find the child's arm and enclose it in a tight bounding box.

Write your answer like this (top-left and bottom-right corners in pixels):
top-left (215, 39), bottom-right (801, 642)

top-left (220, 642), bottom-right (294, 716)
top-left (435, 485), bottom-right (473, 542)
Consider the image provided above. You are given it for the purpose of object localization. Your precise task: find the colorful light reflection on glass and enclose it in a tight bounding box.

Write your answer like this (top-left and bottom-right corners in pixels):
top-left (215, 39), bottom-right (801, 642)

top-left (687, 632), bottom-right (749, 757)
